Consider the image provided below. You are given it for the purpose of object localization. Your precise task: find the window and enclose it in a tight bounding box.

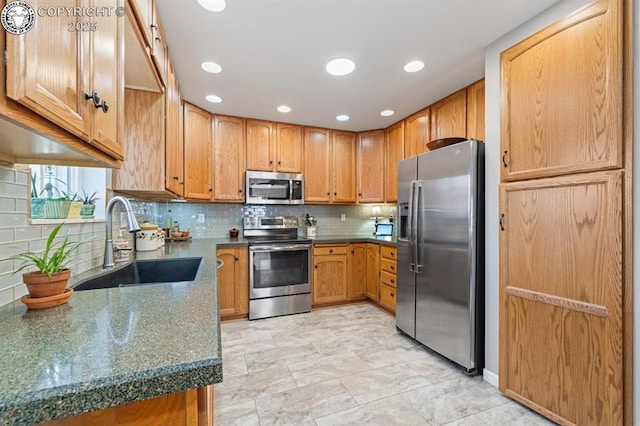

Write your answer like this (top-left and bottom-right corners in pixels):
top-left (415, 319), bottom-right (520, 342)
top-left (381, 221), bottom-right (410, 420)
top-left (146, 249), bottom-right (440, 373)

top-left (29, 165), bottom-right (107, 220)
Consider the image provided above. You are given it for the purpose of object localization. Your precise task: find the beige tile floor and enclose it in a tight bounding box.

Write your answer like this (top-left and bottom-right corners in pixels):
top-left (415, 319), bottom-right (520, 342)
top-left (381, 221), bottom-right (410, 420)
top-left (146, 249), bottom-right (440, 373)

top-left (215, 303), bottom-right (554, 426)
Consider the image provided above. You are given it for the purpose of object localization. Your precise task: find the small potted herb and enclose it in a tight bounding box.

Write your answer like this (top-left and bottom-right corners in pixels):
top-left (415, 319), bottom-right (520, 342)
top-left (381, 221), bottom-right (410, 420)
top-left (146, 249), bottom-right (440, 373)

top-left (4, 223), bottom-right (83, 299)
top-left (79, 189), bottom-right (99, 218)
top-left (30, 172), bottom-right (45, 219)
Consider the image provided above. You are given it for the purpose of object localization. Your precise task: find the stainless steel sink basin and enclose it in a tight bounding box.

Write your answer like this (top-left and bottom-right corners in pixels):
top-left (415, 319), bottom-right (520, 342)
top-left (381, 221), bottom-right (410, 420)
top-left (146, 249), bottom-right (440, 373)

top-left (73, 257), bottom-right (203, 291)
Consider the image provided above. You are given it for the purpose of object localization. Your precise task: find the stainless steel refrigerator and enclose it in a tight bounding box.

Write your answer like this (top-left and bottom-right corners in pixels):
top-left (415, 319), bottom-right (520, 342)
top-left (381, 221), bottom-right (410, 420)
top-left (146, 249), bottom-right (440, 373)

top-left (396, 139), bottom-right (484, 374)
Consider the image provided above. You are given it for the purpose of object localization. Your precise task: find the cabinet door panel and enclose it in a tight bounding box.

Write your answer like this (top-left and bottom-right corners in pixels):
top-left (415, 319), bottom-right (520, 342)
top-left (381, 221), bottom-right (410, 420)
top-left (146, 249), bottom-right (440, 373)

top-left (501, 0), bottom-right (622, 181)
top-left (499, 170), bottom-right (623, 425)
top-left (304, 128), bottom-right (332, 203)
top-left (183, 103), bottom-right (212, 200)
top-left (466, 79), bottom-right (485, 141)
top-left (348, 244), bottom-right (367, 299)
top-left (404, 109), bottom-right (429, 158)
top-left (91, 0), bottom-right (124, 158)
top-left (216, 248), bottom-right (249, 317)
top-left (333, 131), bottom-right (357, 203)
top-left (430, 89), bottom-right (467, 142)
top-left (385, 122), bottom-right (404, 203)
top-left (357, 130), bottom-right (384, 203)
top-left (165, 62), bottom-right (183, 196)
top-left (366, 243), bottom-right (380, 301)
top-left (276, 123), bottom-right (303, 173)
top-left (213, 115), bottom-right (245, 201)
top-left (6, 0), bottom-right (90, 141)
top-left (313, 255), bottom-right (347, 304)
top-left (246, 119), bottom-right (274, 172)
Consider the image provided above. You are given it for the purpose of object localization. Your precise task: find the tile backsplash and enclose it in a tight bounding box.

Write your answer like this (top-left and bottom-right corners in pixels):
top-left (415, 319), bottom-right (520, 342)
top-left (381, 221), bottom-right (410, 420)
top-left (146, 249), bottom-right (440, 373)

top-left (148, 203), bottom-right (397, 239)
top-left (0, 166), bottom-right (105, 306)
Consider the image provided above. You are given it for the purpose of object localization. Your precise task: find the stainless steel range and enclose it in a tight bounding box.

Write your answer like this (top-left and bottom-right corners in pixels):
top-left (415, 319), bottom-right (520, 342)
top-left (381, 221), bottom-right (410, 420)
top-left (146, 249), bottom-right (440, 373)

top-left (244, 216), bottom-right (312, 320)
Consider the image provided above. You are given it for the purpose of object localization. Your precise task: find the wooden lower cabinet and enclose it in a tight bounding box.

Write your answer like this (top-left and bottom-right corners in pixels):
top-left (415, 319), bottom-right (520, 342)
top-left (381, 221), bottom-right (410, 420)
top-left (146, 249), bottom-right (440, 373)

top-left (42, 386), bottom-right (214, 426)
top-left (348, 244), bottom-right (367, 300)
top-left (379, 246), bottom-right (397, 313)
top-left (499, 171), bottom-right (624, 425)
top-left (365, 243), bottom-right (380, 301)
top-left (313, 244), bottom-right (348, 305)
top-left (378, 283), bottom-right (396, 312)
top-left (216, 247), bottom-right (249, 319)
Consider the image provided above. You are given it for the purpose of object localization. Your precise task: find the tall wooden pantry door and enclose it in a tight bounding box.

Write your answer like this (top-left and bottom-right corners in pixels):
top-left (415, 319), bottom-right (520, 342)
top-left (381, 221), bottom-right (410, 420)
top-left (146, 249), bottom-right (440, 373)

top-left (498, 0), bottom-right (631, 424)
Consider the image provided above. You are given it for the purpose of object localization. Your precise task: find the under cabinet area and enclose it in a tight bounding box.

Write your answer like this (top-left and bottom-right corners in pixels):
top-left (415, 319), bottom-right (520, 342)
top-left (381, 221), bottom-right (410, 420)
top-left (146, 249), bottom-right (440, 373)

top-left (217, 247), bottom-right (249, 319)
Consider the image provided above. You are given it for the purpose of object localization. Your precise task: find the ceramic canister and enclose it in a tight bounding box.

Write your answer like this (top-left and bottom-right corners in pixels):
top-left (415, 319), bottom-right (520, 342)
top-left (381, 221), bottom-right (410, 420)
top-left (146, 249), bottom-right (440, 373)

top-left (136, 223), bottom-right (159, 252)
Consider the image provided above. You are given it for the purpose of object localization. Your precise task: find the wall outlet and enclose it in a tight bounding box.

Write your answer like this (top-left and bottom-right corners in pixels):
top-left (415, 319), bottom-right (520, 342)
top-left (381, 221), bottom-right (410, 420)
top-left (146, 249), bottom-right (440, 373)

top-left (197, 213), bottom-right (205, 223)
top-left (340, 213), bottom-right (346, 222)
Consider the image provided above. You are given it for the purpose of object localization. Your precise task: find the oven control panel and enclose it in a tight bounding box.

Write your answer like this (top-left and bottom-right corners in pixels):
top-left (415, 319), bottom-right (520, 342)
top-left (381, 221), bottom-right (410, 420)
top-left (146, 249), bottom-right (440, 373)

top-left (244, 216), bottom-right (299, 230)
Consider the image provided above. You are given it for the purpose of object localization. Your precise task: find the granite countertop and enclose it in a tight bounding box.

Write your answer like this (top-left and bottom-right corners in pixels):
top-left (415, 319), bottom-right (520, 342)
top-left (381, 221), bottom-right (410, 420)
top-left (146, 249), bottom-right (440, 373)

top-left (0, 239), bottom-right (223, 424)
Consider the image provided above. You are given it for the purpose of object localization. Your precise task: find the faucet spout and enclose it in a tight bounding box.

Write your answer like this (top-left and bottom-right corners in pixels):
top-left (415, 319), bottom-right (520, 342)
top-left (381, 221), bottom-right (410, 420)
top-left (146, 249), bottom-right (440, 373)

top-left (104, 196), bottom-right (140, 268)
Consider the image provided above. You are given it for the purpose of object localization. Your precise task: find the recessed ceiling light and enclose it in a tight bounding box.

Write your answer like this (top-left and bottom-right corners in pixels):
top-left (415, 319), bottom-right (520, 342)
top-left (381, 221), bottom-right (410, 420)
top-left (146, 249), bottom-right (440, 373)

top-left (201, 61), bottom-right (222, 74)
top-left (206, 95), bottom-right (222, 103)
top-left (380, 110), bottom-right (395, 117)
top-left (336, 115), bottom-right (349, 121)
top-left (277, 105), bottom-right (292, 113)
top-left (325, 58), bottom-right (355, 76)
top-left (197, 0), bottom-right (226, 12)
top-left (404, 60), bottom-right (425, 73)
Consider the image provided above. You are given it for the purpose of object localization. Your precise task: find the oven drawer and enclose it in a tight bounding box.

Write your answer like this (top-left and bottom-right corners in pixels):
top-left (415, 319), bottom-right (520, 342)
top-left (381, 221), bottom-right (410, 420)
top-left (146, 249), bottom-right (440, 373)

top-left (314, 245), bottom-right (347, 256)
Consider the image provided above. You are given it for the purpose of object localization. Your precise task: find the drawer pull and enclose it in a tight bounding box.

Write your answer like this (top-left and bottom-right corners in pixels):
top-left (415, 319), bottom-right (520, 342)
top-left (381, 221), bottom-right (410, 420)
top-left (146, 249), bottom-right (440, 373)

top-left (390, 265), bottom-right (395, 271)
top-left (390, 292), bottom-right (394, 297)
top-left (390, 279), bottom-right (394, 284)
top-left (329, 249), bottom-right (333, 253)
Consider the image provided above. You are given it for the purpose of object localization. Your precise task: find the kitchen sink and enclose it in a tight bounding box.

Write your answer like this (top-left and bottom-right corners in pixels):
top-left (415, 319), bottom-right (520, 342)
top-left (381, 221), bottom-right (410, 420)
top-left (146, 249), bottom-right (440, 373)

top-left (73, 257), bottom-right (203, 291)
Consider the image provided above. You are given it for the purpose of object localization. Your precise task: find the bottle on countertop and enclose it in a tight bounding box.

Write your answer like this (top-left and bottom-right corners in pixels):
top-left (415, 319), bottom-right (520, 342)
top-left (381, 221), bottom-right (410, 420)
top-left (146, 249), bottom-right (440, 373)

top-left (166, 209), bottom-right (174, 231)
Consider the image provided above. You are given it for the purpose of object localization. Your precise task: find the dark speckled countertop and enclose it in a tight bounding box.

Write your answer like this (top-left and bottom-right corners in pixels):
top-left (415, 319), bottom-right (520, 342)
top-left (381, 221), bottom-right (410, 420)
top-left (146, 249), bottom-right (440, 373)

top-left (0, 239), bottom-right (225, 425)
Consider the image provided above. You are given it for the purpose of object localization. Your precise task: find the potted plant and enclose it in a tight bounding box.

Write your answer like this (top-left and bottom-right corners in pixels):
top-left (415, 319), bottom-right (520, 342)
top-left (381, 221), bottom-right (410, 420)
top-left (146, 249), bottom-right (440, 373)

top-left (64, 192), bottom-right (83, 219)
top-left (5, 223), bottom-right (83, 298)
top-left (79, 189), bottom-right (99, 218)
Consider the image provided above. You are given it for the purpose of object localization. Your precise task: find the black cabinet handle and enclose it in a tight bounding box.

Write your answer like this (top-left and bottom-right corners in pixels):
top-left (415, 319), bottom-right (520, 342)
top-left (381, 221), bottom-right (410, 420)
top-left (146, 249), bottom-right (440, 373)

top-left (314, 265), bottom-right (318, 269)
top-left (499, 213), bottom-right (505, 231)
top-left (209, 188), bottom-right (213, 192)
top-left (172, 176), bottom-right (179, 180)
top-left (150, 23), bottom-right (158, 29)
top-left (329, 249), bottom-right (333, 253)
top-left (234, 257), bottom-right (239, 261)
top-left (84, 90), bottom-right (108, 112)
top-left (238, 189), bottom-right (243, 193)
top-left (390, 292), bottom-right (394, 297)
top-left (390, 279), bottom-right (395, 284)
top-left (326, 192), bottom-right (330, 196)
top-left (155, 36), bottom-right (162, 43)
top-left (502, 150), bottom-right (508, 168)
top-left (269, 160), bottom-right (273, 165)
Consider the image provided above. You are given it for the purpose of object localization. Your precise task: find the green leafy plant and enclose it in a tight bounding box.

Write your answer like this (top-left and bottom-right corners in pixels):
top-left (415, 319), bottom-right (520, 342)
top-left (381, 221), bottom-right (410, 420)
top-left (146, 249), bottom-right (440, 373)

top-left (4, 223), bottom-right (83, 277)
top-left (80, 189), bottom-right (99, 205)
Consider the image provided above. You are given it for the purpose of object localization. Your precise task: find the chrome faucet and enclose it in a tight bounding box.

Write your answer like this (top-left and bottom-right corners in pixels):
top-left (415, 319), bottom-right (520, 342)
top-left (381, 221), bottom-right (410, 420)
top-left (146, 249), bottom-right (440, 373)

top-left (104, 196), bottom-right (141, 268)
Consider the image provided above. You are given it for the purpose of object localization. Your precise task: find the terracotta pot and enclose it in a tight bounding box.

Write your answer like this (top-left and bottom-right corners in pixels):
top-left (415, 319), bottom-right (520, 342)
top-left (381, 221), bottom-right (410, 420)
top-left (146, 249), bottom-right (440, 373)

top-left (23, 269), bottom-right (71, 298)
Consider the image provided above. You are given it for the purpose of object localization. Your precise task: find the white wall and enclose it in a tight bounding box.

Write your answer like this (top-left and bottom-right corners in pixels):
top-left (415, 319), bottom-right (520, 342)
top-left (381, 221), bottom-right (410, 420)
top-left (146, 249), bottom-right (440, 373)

top-left (482, 0), bottom-right (594, 384)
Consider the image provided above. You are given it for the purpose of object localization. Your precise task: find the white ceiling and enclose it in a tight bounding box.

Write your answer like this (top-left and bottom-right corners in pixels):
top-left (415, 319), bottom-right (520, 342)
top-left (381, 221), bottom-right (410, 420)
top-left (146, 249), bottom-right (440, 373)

top-left (155, 0), bottom-right (560, 132)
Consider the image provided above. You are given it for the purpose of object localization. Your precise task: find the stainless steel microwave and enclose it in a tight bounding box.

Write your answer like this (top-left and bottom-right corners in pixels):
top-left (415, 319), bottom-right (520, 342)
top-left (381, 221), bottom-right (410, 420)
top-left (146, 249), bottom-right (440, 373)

top-left (245, 171), bottom-right (304, 205)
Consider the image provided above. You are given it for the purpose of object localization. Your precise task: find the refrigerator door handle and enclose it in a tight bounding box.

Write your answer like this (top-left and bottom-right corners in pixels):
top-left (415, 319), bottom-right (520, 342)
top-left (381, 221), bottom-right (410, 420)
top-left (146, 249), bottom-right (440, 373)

top-left (410, 180), bottom-right (420, 272)
top-left (408, 180), bottom-right (416, 272)
top-left (415, 181), bottom-right (424, 273)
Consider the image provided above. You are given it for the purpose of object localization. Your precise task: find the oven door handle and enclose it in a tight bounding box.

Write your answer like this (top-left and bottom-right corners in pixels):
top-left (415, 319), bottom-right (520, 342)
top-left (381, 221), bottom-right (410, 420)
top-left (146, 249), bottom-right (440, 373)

top-left (250, 244), bottom-right (312, 252)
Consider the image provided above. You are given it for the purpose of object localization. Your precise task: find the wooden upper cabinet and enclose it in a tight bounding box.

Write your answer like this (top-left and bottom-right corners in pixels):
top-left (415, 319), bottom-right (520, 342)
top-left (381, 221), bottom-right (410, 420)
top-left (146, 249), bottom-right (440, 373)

top-left (430, 89), bottom-right (467, 142)
top-left (466, 79), bottom-right (485, 141)
top-left (385, 122), bottom-right (404, 203)
top-left (112, 89), bottom-right (165, 196)
top-left (213, 115), bottom-right (246, 201)
top-left (276, 123), bottom-right (303, 173)
top-left (357, 130), bottom-right (385, 203)
top-left (304, 127), bottom-right (332, 203)
top-left (404, 108), bottom-right (430, 158)
top-left (183, 102), bottom-right (212, 200)
top-left (246, 121), bottom-right (303, 173)
top-left (500, 170), bottom-right (623, 425)
top-left (6, 0), bottom-right (124, 160)
top-left (150, 0), bottom-right (168, 85)
top-left (165, 61), bottom-right (183, 197)
top-left (332, 131), bottom-right (357, 203)
top-left (501, 0), bottom-right (623, 181)
top-left (246, 119), bottom-right (274, 172)
top-left (131, 0), bottom-right (153, 48)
